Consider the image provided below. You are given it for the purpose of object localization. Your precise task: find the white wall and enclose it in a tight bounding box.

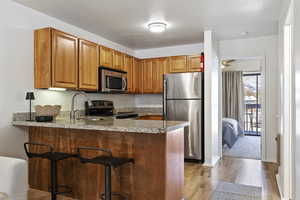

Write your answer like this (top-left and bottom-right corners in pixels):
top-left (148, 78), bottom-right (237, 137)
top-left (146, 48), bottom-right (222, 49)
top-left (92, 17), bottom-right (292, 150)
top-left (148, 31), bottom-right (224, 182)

top-left (294, 0), bottom-right (300, 199)
top-left (134, 43), bottom-right (204, 59)
top-left (219, 35), bottom-right (279, 163)
top-left (277, 0), bottom-right (294, 199)
top-left (0, 0), bottom-right (136, 159)
top-left (203, 30), bottom-right (221, 166)
top-left (134, 94), bottom-right (162, 108)
top-left (222, 59), bottom-right (261, 72)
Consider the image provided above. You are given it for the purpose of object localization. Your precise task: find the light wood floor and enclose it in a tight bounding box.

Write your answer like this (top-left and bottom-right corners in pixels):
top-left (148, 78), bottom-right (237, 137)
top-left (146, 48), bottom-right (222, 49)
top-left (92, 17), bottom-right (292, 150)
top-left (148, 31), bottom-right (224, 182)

top-left (28, 157), bottom-right (280, 200)
top-left (184, 157), bottom-right (280, 200)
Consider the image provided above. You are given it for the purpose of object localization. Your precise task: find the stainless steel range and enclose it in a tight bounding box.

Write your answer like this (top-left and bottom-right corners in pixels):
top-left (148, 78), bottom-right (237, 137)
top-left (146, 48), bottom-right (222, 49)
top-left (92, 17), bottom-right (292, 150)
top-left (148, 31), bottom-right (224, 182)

top-left (85, 100), bottom-right (138, 119)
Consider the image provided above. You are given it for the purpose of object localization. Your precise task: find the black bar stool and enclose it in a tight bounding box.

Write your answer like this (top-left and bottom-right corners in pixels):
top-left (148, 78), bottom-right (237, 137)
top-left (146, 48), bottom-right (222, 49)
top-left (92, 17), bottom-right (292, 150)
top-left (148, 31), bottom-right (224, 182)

top-left (77, 147), bottom-right (134, 200)
top-left (24, 142), bottom-right (76, 200)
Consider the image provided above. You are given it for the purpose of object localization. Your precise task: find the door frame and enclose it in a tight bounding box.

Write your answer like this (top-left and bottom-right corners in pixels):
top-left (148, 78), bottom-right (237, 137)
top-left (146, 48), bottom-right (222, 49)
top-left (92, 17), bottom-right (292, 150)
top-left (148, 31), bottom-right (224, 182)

top-left (279, 2), bottom-right (294, 198)
top-left (220, 56), bottom-right (266, 161)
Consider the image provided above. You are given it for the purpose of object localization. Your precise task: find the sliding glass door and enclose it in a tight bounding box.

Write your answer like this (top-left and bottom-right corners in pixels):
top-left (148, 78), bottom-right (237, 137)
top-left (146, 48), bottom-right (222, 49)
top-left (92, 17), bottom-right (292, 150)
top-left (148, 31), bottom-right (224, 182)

top-left (243, 73), bottom-right (261, 136)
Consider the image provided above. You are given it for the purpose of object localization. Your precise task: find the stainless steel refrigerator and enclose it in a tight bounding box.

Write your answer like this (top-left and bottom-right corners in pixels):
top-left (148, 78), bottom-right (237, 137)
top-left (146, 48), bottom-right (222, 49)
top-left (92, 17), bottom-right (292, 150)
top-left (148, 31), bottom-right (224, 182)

top-left (163, 72), bottom-right (204, 162)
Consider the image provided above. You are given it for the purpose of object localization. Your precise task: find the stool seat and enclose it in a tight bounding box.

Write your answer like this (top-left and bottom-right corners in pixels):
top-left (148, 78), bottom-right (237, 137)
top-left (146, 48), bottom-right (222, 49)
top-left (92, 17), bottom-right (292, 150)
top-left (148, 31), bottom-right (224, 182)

top-left (80, 155), bottom-right (134, 167)
top-left (78, 147), bottom-right (134, 200)
top-left (27, 152), bottom-right (76, 161)
top-left (24, 142), bottom-right (74, 200)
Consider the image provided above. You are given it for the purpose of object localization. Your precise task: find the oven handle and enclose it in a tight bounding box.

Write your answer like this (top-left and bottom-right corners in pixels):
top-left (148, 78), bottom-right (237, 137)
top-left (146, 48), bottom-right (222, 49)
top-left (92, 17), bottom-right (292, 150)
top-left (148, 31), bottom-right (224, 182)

top-left (122, 77), bottom-right (127, 91)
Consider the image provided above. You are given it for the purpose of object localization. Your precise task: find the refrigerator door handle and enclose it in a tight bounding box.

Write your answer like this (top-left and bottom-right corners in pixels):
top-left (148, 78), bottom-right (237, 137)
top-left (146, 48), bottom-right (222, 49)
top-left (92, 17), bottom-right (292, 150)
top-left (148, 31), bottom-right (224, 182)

top-left (163, 79), bottom-right (167, 120)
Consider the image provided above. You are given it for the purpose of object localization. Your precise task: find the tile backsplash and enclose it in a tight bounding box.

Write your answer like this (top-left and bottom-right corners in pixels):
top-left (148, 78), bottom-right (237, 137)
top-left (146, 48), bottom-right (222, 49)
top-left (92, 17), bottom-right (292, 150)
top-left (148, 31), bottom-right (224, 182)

top-left (32, 90), bottom-right (162, 112)
top-left (135, 94), bottom-right (162, 108)
top-left (33, 90), bottom-right (137, 111)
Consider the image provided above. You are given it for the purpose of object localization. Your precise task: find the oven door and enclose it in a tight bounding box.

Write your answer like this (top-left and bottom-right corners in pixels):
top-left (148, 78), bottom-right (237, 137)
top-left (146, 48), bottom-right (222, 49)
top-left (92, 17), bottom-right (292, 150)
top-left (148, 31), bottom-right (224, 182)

top-left (100, 68), bottom-right (127, 92)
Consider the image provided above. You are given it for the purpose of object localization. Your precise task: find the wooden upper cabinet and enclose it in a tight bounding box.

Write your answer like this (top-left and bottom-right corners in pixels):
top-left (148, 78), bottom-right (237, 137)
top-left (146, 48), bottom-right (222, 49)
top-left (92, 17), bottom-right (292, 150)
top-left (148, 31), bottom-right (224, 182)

top-left (152, 59), bottom-right (162, 93)
top-left (169, 56), bottom-right (187, 73)
top-left (188, 55), bottom-right (202, 72)
top-left (34, 28), bottom-right (79, 89)
top-left (79, 39), bottom-right (99, 91)
top-left (99, 46), bottom-right (113, 68)
top-left (34, 28), bottom-right (52, 89)
top-left (51, 29), bottom-right (78, 89)
top-left (113, 50), bottom-right (124, 70)
top-left (124, 55), bottom-right (134, 93)
top-left (153, 57), bottom-right (169, 93)
top-left (34, 27), bottom-right (203, 93)
top-left (133, 58), bottom-right (143, 94)
top-left (142, 59), bottom-right (153, 93)
top-left (161, 57), bottom-right (170, 74)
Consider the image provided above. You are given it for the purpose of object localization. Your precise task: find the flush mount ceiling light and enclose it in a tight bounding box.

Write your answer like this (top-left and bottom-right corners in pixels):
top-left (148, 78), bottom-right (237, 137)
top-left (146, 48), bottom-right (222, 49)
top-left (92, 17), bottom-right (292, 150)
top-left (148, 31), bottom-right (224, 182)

top-left (147, 22), bottom-right (167, 33)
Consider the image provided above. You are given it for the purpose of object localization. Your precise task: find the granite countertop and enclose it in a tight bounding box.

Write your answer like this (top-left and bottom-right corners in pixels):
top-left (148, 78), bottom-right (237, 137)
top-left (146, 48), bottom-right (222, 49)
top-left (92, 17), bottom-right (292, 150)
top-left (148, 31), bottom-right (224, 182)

top-left (12, 118), bottom-right (189, 134)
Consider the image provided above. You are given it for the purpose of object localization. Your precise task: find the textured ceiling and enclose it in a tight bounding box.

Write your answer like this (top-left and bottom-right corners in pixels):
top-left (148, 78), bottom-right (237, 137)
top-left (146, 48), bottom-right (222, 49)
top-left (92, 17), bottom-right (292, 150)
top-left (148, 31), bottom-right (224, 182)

top-left (14, 0), bottom-right (281, 49)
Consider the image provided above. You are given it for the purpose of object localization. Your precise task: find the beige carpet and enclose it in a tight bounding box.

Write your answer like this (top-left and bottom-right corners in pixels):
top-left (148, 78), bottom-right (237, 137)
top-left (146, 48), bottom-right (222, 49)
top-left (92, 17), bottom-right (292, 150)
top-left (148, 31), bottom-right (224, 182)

top-left (211, 182), bottom-right (262, 200)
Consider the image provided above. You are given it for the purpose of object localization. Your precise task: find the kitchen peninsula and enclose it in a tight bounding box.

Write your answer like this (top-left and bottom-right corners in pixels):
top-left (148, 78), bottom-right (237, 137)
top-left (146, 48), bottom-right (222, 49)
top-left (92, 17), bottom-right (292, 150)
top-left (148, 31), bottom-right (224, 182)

top-left (13, 118), bottom-right (188, 200)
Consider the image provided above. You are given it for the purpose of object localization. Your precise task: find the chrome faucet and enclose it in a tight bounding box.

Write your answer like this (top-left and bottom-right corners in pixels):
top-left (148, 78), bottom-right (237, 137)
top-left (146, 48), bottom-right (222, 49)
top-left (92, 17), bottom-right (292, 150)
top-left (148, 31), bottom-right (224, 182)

top-left (70, 92), bottom-right (92, 120)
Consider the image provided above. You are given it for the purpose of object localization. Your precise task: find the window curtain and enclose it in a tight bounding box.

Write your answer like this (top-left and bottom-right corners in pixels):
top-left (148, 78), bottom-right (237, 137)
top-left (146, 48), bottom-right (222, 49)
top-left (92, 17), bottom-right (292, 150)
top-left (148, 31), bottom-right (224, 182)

top-left (222, 71), bottom-right (245, 129)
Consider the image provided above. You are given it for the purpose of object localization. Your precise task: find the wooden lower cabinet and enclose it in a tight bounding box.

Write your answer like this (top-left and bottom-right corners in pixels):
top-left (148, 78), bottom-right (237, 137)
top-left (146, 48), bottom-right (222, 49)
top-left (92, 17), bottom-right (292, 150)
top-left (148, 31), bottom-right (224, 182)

top-left (138, 115), bottom-right (163, 120)
top-left (28, 127), bottom-right (184, 200)
top-left (78, 39), bottom-right (98, 91)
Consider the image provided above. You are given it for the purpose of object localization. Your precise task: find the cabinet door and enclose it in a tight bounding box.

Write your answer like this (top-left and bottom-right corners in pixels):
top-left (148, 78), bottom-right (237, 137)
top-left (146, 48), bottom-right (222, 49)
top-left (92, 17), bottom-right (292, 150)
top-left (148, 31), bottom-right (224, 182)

top-left (153, 57), bottom-right (169, 93)
top-left (113, 51), bottom-right (124, 70)
top-left (188, 55), bottom-right (202, 72)
top-left (79, 39), bottom-right (98, 91)
top-left (132, 58), bottom-right (138, 93)
top-left (161, 57), bottom-right (170, 74)
top-left (34, 28), bottom-right (52, 89)
top-left (142, 59), bottom-right (153, 93)
top-left (133, 58), bottom-right (143, 94)
top-left (99, 46), bottom-right (113, 68)
top-left (169, 56), bottom-right (187, 73)
top-left (138, 115), bottom-right (163, 120)
top-left (124, 55), bottom-right (134, 93)
top-left (52, 29), bottom-right (78, 89)
top-left (152, 59), bottom-right (163, 93)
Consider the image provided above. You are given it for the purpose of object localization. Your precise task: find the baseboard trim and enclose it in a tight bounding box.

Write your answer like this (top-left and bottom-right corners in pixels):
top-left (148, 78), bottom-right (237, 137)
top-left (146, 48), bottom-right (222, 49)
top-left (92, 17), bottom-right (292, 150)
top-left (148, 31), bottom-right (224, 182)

top-left (276, 174), bottom-right (287, 200)
top-left (202, 156), bottom-right (220, 167)
top-left (262, 159), bottom-right (277, 164)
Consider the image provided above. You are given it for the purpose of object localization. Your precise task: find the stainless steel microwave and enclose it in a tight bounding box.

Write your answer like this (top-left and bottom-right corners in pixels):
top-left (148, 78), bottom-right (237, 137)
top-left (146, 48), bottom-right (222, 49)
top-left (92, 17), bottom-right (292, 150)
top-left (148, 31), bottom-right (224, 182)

top-left (99, 67), bottom-right (127, 93)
